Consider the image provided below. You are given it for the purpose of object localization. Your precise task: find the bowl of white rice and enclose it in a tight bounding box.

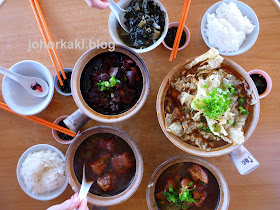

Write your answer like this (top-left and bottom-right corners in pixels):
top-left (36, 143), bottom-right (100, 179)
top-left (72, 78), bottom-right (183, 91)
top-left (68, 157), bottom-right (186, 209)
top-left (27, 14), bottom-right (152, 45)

top-left (201, 0), bottom-right (259, 56)
top-left (16, 144), bottom-right (68, 201)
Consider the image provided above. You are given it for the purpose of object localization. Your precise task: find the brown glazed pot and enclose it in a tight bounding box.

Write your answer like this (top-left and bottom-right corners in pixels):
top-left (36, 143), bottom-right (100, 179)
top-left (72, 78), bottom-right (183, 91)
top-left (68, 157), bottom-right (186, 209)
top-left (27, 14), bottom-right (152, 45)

top-left (156, 57), bottom-right (260, 175)
top-left (64, 44), bottom-right (150, 133)
top-left (65, 126), bottom-right (144, 206)
top-left (146, 155), bottom-right (230, 210)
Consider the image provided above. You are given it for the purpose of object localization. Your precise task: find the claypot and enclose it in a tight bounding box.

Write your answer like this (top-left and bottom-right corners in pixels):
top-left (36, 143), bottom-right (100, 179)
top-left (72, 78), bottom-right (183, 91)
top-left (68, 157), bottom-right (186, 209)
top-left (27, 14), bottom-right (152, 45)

top-left (156, 58), bottom-right (260, 175)
top-left (65, 126), bottom-right (144, 206)
top-left (146, 155), bottom-right (230, 210)
top-left (64, 44), bottom-right (150, 133)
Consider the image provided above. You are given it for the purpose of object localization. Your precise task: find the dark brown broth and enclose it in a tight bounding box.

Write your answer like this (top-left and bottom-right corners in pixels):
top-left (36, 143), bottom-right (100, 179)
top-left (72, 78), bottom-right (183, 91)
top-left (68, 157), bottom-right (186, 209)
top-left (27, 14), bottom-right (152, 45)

top-left (155, 162), bottom-right (220, 210)
top-left (74, 133), bottom-right (136, 196)
top-left (80, 52), bottom-right (143, 115)
top-left (250, 74), bottom-right (267, 95)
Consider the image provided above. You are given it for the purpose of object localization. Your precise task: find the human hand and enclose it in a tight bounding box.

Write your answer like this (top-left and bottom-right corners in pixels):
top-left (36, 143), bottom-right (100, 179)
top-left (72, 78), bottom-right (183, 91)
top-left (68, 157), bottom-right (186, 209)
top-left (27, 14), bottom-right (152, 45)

top-left (84, 0), bottom-right (110, 9)
top-left (47, 193), bottom-right (89, 210)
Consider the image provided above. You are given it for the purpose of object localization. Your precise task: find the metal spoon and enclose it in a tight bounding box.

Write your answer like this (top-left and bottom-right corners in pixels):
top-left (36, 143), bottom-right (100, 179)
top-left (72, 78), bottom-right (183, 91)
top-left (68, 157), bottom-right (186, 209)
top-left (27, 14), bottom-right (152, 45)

top-left (109, 0), bottom-right (129, 33)
top-left (0, 66), bottom-right (49, 98)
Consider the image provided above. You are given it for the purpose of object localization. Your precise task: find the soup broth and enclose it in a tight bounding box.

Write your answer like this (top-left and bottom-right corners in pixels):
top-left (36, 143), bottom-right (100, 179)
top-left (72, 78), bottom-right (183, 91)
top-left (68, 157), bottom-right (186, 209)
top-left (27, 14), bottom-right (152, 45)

top-left (74, 133), bottom-right (136, 196)
top-left (80, 52), bottom-right (143, 115)
top-left (155, 162), bottom-right (220, 210)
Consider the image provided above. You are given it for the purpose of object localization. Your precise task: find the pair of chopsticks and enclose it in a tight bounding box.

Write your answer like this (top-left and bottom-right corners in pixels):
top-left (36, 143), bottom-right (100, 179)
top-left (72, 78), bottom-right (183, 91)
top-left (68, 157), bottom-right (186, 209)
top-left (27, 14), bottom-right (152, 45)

top-left (169, 0), bottom-right (192, 62)
top-left (29, 0), bottom-right (66, 86)
top-left (0, 102), bottom-right (77, 138)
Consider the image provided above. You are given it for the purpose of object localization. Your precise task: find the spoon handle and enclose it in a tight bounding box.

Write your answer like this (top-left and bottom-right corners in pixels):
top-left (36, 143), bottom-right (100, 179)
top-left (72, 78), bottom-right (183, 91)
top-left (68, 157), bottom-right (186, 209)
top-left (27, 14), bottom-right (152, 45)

top-left (0, 66), bottom-right (22, 83)
top-left (109, 0), bottom-right (125, 13)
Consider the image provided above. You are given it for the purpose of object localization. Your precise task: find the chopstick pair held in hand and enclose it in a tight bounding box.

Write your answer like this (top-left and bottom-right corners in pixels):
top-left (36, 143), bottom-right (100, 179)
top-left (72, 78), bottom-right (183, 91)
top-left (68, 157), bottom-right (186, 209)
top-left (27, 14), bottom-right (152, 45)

top-left (29, 0), bottom-right (66, 86)
top-left (170, 0), bottom-right (192, 62)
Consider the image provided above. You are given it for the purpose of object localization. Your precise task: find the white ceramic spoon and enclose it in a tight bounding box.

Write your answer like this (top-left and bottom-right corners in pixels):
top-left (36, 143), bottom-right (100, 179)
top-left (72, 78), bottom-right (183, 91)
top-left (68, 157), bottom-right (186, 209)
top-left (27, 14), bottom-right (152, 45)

top-left (0, 66), bottom-right (49, 98)
top-left (109, 0), bottom-right (129, 33)
top-left (76, 165), bottom-right (108, 210)
top-left (78, 164), bottom-right (94, 201)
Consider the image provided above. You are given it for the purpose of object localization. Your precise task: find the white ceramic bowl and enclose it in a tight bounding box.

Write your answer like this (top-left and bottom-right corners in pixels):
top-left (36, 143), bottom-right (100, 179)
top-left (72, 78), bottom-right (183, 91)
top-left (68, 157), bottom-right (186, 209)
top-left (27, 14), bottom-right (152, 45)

top-left (201, 0), bottom-right (259, 56)
top-left (2, 60), bottom-right (54, 115)
top-left (16, 144), bottom-right (69, 201)
top-left (108, 0), bottom-right (169, 53)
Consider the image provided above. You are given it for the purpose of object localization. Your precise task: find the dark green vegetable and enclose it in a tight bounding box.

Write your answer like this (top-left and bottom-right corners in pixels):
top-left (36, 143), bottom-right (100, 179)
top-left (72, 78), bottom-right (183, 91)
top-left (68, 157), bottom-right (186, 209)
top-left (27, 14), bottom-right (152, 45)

top-left (119, 0), bottom-right (166, 49)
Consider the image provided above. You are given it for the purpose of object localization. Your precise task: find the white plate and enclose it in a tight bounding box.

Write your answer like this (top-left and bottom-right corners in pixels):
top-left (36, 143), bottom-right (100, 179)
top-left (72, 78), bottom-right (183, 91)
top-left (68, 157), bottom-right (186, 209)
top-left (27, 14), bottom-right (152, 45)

top-left (16, 144), bottom-right (69, 201)
top-left (201, 0), bottom-right (259, 56)
top-left (2, 60), bottom-right (54, 115)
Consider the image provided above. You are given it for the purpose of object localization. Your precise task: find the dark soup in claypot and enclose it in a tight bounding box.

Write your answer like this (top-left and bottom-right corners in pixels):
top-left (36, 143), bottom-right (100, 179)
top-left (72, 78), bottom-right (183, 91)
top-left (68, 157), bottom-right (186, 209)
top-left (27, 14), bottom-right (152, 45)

top-left (74, 133), bottom-right (136, 196)
top-left (80, 52), bottom-right (143, 115)
top-left (154, 162), bottom-right (220, 210)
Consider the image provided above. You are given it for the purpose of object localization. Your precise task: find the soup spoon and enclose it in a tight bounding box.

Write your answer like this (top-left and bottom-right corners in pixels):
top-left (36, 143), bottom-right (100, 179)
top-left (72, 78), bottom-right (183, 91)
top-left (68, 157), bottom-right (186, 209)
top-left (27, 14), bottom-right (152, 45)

top-left (76, 164), bottom-right (108, 210)
top-left (109, 0), bottom-right (129, 33)
top-left (78, 164), bottom-right (94, 201)
top-left (0, 66), bottom-right (49, 98)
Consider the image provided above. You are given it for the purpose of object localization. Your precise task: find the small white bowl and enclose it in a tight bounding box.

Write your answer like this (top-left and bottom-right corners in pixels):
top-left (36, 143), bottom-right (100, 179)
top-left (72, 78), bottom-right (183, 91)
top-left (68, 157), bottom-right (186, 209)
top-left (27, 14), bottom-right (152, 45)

top-left (16, 144), bottom-right (69, 201)
top-left (201, 0), bottom-right (259, 56)
top-left (2, 60), bottom-right (54, 116)
top-left (108, 0), bottom-right (169, 54)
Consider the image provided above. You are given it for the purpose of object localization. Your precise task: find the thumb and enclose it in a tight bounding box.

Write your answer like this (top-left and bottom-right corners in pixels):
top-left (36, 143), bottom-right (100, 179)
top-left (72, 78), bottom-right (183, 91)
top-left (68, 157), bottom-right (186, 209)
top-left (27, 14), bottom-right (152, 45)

top-left (56, 195), bottom-right (80, 210)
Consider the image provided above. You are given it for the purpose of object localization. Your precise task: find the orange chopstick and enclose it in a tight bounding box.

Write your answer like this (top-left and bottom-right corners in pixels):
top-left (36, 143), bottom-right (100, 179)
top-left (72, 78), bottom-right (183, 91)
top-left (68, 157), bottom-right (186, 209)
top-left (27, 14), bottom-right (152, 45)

top-left (33, 0), bottom-right (66, 80)
top-left (169, 0), bottom-right (191, 62)
top-left (29, 0), bottom-right (65, 86)
top-left (0, 102), bottom-right (76, 138)
top-left (173, 0), bottom-right (191, 59)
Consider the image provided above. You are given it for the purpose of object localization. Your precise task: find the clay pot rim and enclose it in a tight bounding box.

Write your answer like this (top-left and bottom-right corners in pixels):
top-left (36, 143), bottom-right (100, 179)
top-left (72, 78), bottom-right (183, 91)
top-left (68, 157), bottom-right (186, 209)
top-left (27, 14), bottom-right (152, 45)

top-left (71, 44), bottom-right (150, 123)
top-left (146, 155), bottom-right (230, 210)
top-left (156, 57), bottom-right (260, 157)
top-left (65, 126), bottom-right (144, 206)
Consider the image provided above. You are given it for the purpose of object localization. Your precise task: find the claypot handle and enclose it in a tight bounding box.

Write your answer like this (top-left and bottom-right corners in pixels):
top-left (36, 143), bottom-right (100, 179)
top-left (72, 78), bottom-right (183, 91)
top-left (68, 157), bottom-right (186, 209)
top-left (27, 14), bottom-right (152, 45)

top-left (63, 109), bottom-right (90, 133)
top-left (229, 145), bottom-right (259, 175)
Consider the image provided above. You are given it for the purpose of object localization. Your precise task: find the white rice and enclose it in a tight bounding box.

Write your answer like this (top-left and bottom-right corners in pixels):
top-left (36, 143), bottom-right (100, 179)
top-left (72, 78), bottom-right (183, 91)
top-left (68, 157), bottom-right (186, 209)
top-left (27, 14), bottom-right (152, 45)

top-left (205, 2), bottom-right (255, 53)
top-left (20, 149), bottom-right (66, 195)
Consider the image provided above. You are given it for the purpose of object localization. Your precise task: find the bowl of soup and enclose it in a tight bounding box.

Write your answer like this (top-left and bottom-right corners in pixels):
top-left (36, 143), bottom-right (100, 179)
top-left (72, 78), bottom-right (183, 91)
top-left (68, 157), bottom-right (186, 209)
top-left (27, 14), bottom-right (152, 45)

top-left (65, 126), bottom-right (143, 206)
top-left (108, 0), bottom-right (169, 53)
top-left (156, 48), bottom-right (260, 157)
top-left (69, 44), bottom-right (149, 126)
top-left (146, 155), bottom-right (229, 209)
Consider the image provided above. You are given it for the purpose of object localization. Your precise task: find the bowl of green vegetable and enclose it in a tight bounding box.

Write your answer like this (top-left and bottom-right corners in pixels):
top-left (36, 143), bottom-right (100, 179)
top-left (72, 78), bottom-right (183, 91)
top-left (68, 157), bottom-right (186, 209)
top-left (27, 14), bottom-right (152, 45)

top-left (108, 0), bottom-right (169, 53)
top-left (146, 155), bottom-right (230, 210)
